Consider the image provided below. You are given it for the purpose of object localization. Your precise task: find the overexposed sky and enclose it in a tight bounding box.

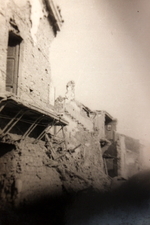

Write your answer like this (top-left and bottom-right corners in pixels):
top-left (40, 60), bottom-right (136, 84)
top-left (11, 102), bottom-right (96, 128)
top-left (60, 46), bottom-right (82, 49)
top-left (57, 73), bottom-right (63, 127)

top-left (51, 0), bottom-right (150, 142)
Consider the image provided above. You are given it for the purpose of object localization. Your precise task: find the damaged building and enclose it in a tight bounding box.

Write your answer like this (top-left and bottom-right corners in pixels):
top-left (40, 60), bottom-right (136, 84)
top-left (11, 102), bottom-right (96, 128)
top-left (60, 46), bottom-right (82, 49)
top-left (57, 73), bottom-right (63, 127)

top-left (55, 81), bottom-right (144, 185)
top-left (0, 0), bottom-right (109, 207)
top-left (0, 0), bottom-right (144, 209)
top-left (0, 0), bottom-right (68, 206)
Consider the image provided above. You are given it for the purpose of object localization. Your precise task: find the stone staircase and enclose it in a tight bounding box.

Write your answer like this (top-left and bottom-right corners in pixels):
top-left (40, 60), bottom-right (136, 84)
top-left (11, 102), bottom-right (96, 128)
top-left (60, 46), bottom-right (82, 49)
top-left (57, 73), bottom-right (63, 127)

top-left (64, 104), bottom-right (93, 132)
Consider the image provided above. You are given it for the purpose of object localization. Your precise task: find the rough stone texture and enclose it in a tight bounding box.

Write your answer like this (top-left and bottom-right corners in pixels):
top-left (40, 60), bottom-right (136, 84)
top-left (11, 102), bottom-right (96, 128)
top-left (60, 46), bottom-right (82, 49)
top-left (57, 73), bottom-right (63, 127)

top-left (0, 95), bottom-right (110, 206)
top-left (17, 139), bottom-right (63, 204)
top-left (56, 122), bottom-right (109, 192)
top-left (0, 92), bottom-right (110, 207)
top-left (53, 97), bottom-right (110, 193)
top-left (0, 13), bottom-right (8, 92)
top-left (0, 0), bottom-right (55, 106)
top-left (0, 0), bottom-right (64, 207)
top-left (0, 137), bottom-right (63, 206)
top-left (0, 129), bottom-right (109, 207)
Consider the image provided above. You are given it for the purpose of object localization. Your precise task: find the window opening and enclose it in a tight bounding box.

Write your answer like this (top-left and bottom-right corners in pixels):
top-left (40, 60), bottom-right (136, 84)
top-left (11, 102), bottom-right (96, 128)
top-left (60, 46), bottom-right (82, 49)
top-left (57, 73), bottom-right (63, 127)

top-left (6, 32), bottom-right (22, 94)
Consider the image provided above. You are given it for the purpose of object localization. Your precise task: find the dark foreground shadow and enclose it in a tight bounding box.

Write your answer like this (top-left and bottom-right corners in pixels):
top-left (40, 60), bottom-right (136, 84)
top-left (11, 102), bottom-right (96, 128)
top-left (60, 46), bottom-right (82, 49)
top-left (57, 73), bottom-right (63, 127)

top-left (1, 169), bottom-right (150, 225)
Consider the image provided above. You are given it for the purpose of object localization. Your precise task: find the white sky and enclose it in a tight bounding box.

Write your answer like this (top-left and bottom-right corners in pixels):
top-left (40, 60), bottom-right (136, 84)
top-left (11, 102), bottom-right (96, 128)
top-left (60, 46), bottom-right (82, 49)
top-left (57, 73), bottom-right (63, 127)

top-left (50, 0), bottom-right (150, 142)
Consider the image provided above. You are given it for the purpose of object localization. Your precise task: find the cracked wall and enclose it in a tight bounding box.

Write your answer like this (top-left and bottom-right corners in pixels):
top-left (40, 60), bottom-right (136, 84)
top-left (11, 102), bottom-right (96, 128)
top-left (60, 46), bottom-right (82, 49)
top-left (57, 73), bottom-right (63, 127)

top-left (0, 0), bottom-right (55, 107)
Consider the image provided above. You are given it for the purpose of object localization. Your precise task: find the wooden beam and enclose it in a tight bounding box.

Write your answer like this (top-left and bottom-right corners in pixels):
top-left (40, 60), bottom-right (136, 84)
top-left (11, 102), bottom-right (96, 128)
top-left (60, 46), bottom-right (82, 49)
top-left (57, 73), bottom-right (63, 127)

top-left (21, 115), bottom-right (44, 140)
top-left (62, 126), bottom-right (67, 150)
top-left (33, 119), bottom-right (57, 144)
top-left (0, 109), bottom-right (25, 135)
top-left (0, 102), bottom-right (7, 113)
top-left (5, 110), bottom-right (28, 135)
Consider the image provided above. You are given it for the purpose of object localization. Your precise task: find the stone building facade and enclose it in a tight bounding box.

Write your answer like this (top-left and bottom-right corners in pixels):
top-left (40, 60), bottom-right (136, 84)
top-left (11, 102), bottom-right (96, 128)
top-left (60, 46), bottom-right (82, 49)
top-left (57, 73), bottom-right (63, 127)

top-left (0, 0), bottom-right (63, 106)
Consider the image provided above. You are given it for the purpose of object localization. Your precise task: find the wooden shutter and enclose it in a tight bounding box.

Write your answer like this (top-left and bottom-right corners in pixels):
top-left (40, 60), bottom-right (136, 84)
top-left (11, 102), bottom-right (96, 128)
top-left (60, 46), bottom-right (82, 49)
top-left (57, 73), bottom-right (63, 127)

top-left (6, 34), bottom-right (20, 94)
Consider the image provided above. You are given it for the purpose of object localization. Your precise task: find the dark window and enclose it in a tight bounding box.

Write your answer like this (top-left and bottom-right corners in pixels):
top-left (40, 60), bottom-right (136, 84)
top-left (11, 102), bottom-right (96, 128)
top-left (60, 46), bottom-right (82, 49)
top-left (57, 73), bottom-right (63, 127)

top-left (6, 32), bottom-right (22, 94)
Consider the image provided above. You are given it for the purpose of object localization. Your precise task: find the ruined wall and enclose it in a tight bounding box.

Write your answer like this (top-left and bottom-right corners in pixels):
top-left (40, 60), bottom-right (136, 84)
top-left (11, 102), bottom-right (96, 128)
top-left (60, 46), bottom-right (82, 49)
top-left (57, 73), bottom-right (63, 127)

top-left (59, 97), bottom-right (109, 191)
top-left (0, 0), bottom-right (65, 206)
top-left (0, 137), bottom-right (63, 206)
top-left (17, 139), bottom-right (63, 204)
top-left (0, 127), bottom-right (109, 207)
top-left (117, 134), bottom-right (142, 179)
top-left (54, 91), bottom-right (110, 192)
top-left (0, 0), bottom-right (55, 106)
top-left (61, 114), bottom-right (109, 192)
top-left (65, 103), bottom-right (93, 132)
top-left (0, 98), bottom-right (109, 207)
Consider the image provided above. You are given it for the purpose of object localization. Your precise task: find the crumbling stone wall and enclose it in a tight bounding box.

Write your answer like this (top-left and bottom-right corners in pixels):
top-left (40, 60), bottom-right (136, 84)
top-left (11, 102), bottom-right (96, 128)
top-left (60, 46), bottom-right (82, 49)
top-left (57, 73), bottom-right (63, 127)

top-left (0, 96), bottom-right (110, 207)
top-left (0, 130), bottom-right (109, 207)
top-left (17, 139), bottom-right (63, 204)
top-left (0, 0), bottom-right (55, 106)
top-left (61, 119), bottom-right (109, 192)
top-left (53, 83), bottom-right (110, 193)
top-left (0, 136), bottom-right (63, 206)
top-left (54, 98), bottom-right (110, 192)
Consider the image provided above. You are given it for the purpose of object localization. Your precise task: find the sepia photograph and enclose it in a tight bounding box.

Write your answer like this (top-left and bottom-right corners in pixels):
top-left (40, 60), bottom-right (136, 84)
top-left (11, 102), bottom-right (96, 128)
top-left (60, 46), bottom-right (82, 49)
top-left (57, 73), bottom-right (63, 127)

top-left (0, 0), bottom-right (150, 224)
